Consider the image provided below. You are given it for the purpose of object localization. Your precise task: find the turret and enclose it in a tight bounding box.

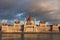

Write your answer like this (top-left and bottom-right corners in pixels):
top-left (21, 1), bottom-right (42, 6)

top-left (24, 17), bottom-right (26, 27)
top-left (14, 21), bottom-right (20, 27)
top-left (52, 24), bottom-right (59, 32)
top-left (40, 21), bottom-right (46, 27)
top-left (34, 18), bottom-right (36, 26)
top-left (24, 17), bottom-right (37, 32)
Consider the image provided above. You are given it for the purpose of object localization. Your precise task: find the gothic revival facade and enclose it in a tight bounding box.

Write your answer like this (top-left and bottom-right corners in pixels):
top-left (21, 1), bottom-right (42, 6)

top-left (1, 17), bottom-right (59, 32)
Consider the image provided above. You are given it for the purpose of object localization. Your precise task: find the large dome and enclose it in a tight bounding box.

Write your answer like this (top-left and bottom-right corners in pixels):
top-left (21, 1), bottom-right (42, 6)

top-left (27, 17), bottom-right (32, 21)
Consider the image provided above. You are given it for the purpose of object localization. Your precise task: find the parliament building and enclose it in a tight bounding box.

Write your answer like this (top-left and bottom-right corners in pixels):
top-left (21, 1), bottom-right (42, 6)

top-left (1, 17), bottom-right (59, 32)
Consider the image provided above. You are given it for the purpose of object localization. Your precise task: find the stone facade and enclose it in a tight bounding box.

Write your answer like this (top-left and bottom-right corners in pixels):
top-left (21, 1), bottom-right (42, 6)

top-left (1, 17), bottom-right (59, 32)
top-left (24, 17), bottom-right (36, 32)
top-left (52, 24), bottom-right (59, 32)
top-left (2, 21), bottom-right (21, 32)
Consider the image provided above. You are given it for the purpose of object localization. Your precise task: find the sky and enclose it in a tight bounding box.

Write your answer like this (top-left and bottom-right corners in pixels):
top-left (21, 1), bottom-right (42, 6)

top-left (0, 0), bottom-right (60, 25)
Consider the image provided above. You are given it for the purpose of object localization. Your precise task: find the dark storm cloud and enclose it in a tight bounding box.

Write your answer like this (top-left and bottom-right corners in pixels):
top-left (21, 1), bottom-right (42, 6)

top-left (17, 0), bottom-right (59, 20)
top-left (0, 0), bottom-right (60, 24)
top-left (0, 9), bottom-right (17, 20)
top-left (0, 0), bottom-right (22, 20)
top-left (17, 0), bottom-right (60, 24)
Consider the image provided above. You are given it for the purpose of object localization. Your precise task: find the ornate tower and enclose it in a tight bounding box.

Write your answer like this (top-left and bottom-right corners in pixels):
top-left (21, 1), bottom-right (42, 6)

top-left (24, 17), bottom-right (36, 32)
top-left (14, 21), bottom-right (20, 27)
top-left (2, 23), bottom-right (8, 32)
top-left (40, 21), bottom-right (46, 27)
top-left (24, 17), bottom-right (27, 27)
top-left (52, 24), bottom-right (59, 32)
top-left (14, 21), bottom-right (21, 32)
top-left (39, 21), bottom-right (50, 32)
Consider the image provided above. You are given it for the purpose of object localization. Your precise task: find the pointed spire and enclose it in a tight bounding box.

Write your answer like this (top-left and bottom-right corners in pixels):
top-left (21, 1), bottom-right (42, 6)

top-left (34, 17), bottom-right (36, 25)
top-left (24, 17), bottom-right (26, 21)
top-left (34, 17), bottom-right (36, 21)
top-left (24, 17), bottom-right (26, 25)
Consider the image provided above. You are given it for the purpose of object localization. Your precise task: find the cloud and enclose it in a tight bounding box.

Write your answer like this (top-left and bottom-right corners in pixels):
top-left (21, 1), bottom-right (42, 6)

top-left (16, 12), bottom-right (24, 17)
top-left (0, 0), bottom-right (18, 9)
top-left (0, 0), bottom-right (60, 24)
top-left (23, 1), bottom-right (58, 20)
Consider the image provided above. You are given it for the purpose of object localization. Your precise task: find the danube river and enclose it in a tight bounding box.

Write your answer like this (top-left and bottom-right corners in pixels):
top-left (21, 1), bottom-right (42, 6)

top-left (1, 33), bottom-right (60, 40)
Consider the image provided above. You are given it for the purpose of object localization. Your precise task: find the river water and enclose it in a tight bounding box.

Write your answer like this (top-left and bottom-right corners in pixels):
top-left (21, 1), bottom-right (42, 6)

top-left (0, 33), bottom-right (60, 40)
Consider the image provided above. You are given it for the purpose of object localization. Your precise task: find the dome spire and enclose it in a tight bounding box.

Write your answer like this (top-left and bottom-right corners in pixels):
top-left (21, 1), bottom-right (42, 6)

top-left (27, 16), bottom-right (32, 21)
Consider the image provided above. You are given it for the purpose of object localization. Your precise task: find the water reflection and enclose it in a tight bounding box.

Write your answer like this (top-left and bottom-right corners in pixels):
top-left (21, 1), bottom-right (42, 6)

top-left (2, 34), bottom-right (21, 40)
top-left (2, 33), bottom-right (60, 40)
top-left (24, 34), bottom-right (51, 40)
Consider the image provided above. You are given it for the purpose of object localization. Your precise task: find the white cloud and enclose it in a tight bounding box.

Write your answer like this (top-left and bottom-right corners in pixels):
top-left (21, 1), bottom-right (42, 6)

top-left (2, 19), bottom-right (8, 23)
top-left (16, 12), bottom-right (24, 17)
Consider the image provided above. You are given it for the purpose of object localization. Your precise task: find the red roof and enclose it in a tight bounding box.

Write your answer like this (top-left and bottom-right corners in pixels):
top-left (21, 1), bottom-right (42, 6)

top-left (14, 21), bottom-right (20, 24)
top-left (40, 21), bottom-right (46, 24)
top-left (2, 23), bottom-right (8, 26)
top-left (8, 24), bottom-right (12, 26)
top-left (53, 24), bottom-right (58, 26)
top-left (27, 17), bottom-right (32, 21)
